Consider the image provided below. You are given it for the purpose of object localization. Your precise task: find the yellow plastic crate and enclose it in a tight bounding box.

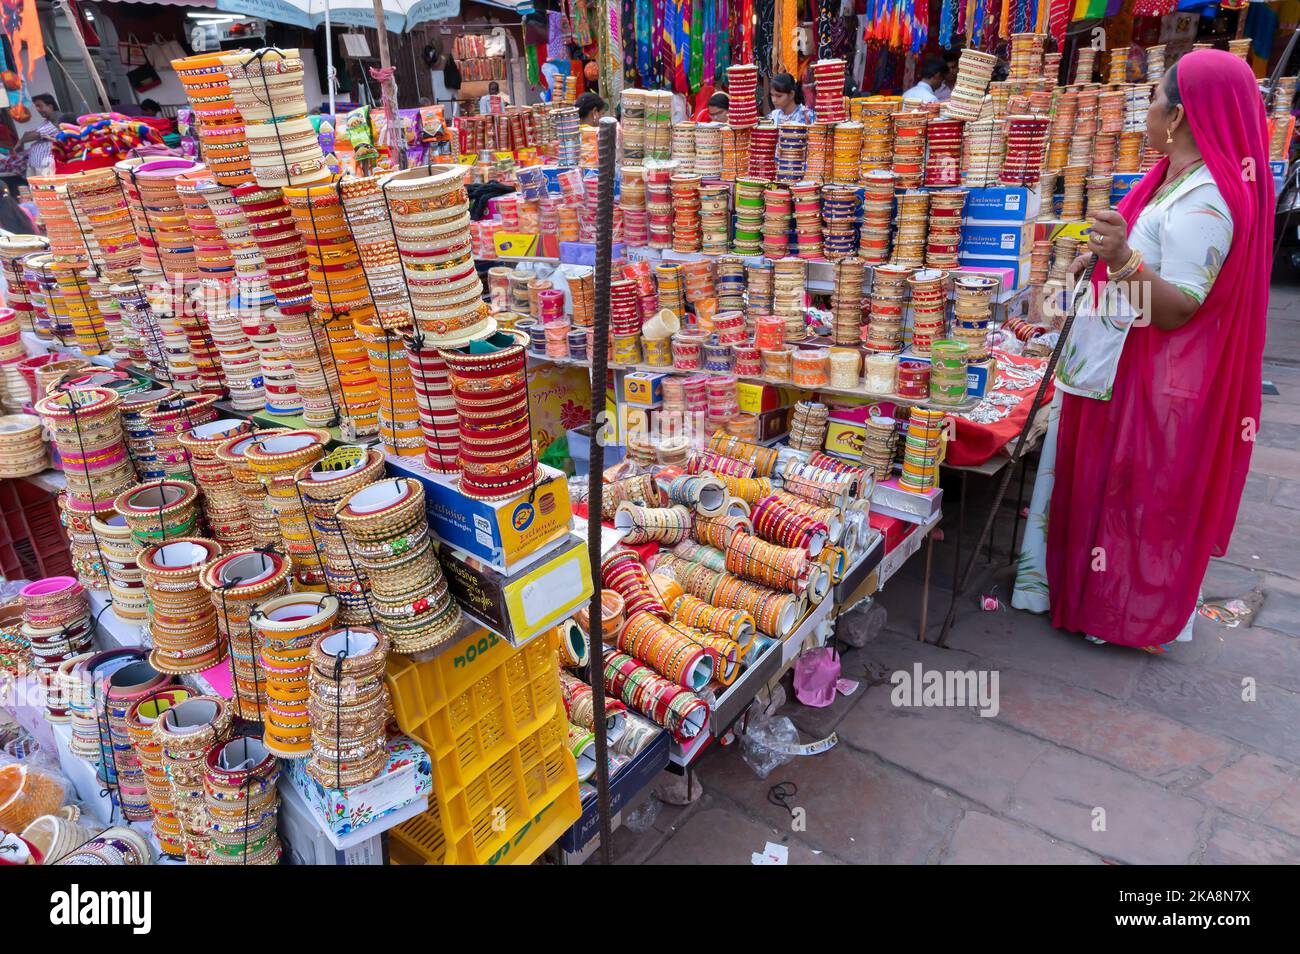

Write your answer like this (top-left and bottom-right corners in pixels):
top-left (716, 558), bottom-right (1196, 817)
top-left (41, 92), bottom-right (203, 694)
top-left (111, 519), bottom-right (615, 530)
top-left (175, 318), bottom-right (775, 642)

top-left (385, 627), bottom-right (580, 864)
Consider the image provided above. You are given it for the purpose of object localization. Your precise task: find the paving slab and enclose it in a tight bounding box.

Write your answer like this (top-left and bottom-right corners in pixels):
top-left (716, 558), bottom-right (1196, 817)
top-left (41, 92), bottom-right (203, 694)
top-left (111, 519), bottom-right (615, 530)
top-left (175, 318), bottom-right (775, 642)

top-left (940, 811), bottom-right (1101, 865)
top-left (643, 802), bottom-right (838, 865)
top-left (1201, 814), bottom-right (1300, 864)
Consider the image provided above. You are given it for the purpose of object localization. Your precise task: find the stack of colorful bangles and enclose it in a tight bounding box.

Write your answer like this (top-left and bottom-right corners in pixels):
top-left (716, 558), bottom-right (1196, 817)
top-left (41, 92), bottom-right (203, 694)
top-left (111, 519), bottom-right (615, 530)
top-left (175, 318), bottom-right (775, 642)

top-left (126, 685), bottom-right (192, 857)
top-left (113, 479), bottom-right (201, 547)
top-left (295, 445), bottom-right (384, 624)
top-left (307, 625), bottom-right (390, 788)
top-left (20, 577), bottom-right (93, 721)
top-left (200, 548), bottom-right (292, 721)
top-left (203, 736), bottom-right (282, 865)
top-left (155, 694), bottom-right (233, 863)
top-left (336, 478), bottom-right (462, 654)
top-left (138, 537), bottom-right (226, 674)
top-left (176, 418), bottom-right (254, 549)
top-left (250, 593), bottom-right (340, 758)
top-left (103, 658), bottom-right (172, 820)
top-left (243, 429), bottom-right (329, 588)
top-left (215, 428), bottom-right (288, 548)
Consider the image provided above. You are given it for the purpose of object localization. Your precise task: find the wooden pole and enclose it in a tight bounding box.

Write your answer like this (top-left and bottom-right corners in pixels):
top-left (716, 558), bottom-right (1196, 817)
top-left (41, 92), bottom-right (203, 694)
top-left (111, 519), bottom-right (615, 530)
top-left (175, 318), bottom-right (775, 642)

top-left (372, 0), bottom-right (394, 73)
top-left (56, 0), bottom-right (110, 112)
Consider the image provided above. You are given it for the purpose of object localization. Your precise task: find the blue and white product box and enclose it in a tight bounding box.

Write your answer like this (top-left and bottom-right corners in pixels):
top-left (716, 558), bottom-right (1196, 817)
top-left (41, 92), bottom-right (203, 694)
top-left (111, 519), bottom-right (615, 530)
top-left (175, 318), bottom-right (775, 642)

top-left (957, 253), bottom-right (1033, 290)
top-left (961, 186), bottom-right (1042, 222)
top-left (1110, 172), bottom-right (1144, 205)
top-left (967, 358), bottom-right (996, 398)
top-left (1271, 160), bottom-right (1287, 196)
top-left (959, 220), bottom-right (1036, 257)
top-left (282, 734), bottom-right (431, 838)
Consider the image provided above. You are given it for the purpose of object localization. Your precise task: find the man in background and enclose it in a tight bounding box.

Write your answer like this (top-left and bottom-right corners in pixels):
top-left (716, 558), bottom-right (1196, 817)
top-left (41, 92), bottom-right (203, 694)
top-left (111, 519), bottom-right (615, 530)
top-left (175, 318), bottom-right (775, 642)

top-left (903, 58), bottom-right (948, 104)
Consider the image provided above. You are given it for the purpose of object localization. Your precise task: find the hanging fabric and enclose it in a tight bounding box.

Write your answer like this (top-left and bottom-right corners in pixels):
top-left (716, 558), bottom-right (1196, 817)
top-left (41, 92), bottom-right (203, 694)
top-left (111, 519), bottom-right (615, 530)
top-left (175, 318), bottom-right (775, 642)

top-left (716, 0), bottom-right (731, 82)
top-left (690, 0), bottom-right (705, 92)
top-left (775, 0), bottom-right (798, 77)
top-left (940, 0), bottom-right (957, 48)
top-left (1048, 0), bottom-right (1072, 43)
top-left (818, 0), bottom-right (835, 59)
top-left (703, 0), bottom-right (717, 86)
top-left (754, 0), bottom-right (775, 78)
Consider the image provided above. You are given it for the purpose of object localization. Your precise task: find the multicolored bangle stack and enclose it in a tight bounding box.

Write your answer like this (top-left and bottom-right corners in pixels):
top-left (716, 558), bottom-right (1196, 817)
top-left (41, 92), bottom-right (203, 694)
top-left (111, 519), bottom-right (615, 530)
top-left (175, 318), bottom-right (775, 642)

top-left (55, 826), bottom-right (152, 866)
top-left (154, 694), bottom-right (233, 863)
top-left (295, 445), bottom-right (384, 624)
top-left (353, 316), bottom-right (423, 457)
top-left (177, 419), bottom-right (255, 549)
top-left (143, 392), bottom-right (220, 482)
top-left (243, 429), bottom-right (330, 589)
top-left (603, 648), bottom-right (709, 743)
top-left (669, 593), bottom-right (756, 656)
top-left (20, 577), bottom-right (93, 721)
top-left (250, 593), bottom-right (339, 758)
top-left (125, 686), bottom-right (192, 857)
top-left (113, 478), bottom-right (201, 547)
top-left (222, 48), bottom-right (328, 188)
top-left (172, 53), bottom-right (255, 187)
top-left (336, 478), bottom-right (463, 655)
top-left (339, 174), bottom-right (415, 330)
top-left (617, 611), bottom-right (713, 690)
top-left (383, 165), bottom-right (493, 348)
top-left (138, 537), bottom-right (226, 675)
top-left (613, 502), bottom-right (692, 546)
top-left (215, 428), bottom-right (290, 549)
top-left (558, 668), bottom-right (628, 741)
top-left (200, 548), bottom-right (292, 722)
top-left (308, 625), bottom-right (390, 788)
top-left (103, 658), bottom-right (172, 820)
top-left (752, 495), bottom-right (830, 556)
top-left (204, 736), bottom-right (282, 864)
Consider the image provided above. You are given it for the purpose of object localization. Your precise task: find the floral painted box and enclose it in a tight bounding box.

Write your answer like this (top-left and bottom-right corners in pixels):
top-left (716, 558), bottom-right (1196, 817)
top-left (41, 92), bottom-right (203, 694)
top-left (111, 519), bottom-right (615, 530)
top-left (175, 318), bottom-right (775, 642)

top-left (283, 734), bottom-right (432, 838)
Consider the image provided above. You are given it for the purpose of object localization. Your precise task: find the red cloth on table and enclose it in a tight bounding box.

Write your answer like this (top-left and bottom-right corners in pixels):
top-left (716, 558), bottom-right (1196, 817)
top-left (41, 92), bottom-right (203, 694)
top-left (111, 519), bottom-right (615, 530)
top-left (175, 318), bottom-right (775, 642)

top-left (944, 350), bottom-right (1054, 468)
top-left (572, 502), bottom-right (661, 565)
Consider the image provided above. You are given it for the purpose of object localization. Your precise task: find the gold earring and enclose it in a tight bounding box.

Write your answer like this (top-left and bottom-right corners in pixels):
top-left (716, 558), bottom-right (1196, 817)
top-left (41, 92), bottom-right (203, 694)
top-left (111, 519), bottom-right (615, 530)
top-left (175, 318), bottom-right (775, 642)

top-left (1166, 126), bottom-right (1174, 144)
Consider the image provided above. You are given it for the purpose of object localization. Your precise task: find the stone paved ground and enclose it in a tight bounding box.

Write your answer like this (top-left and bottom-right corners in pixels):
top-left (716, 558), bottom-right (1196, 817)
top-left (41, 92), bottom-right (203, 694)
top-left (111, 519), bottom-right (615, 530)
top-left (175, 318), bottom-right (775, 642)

top-left (596, 272), bottom-right (1300, 866)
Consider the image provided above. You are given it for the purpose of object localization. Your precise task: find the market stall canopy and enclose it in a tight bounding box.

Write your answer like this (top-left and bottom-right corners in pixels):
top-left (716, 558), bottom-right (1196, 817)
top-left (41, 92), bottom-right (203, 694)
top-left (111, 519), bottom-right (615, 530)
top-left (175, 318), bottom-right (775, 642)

top-left (203, 0), bottom-right (497, 32)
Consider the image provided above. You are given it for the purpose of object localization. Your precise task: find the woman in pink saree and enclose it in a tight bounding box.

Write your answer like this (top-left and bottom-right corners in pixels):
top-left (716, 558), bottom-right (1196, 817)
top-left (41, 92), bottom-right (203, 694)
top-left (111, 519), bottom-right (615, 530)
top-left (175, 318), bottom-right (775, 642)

top-left (1031, 50), bottom-right (1271, 649)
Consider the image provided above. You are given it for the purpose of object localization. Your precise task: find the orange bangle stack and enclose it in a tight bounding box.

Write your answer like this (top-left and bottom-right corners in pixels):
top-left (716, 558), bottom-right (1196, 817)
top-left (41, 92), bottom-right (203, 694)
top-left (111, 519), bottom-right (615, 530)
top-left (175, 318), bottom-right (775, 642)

top-left (283, 179), bottom-right (382, 439)
top-left (243, 429), bottom-right (329, 588)
top-left (125, 686), bottom-right (192, 857)
top-left (171, 53), bottom-right (254, 186)
top-left (250, 593), bottom-right (340, 759)
top-left (353, 316), bottom-right (423, 456)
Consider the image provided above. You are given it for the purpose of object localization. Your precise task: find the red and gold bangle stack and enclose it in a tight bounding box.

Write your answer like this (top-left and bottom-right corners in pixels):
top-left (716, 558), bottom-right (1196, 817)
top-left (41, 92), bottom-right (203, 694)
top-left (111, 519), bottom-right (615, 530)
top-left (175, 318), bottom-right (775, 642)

top-left (215, 428), bottom-right (290, 548)
top-left (243, 429), bottom-right (329, 588)
top-left (339, 175), bottom-right (414, 330)
top-left (200, 549), bottom-right (292, 722)
top-left (617, 611), bottom-right (714, 690)
top-left (284, 179), bottom-right (381, 438)
top-left (295, 445), bottom-right (385, 625)
top-left (178, 419), bottom-right (255, 549)
top-left (354, 316), bottom-right (422, 457)
top-left (1000, 115), bottom-right (1051, 186)
top-left (126, 686), bottom-right (192, 857)
top-left (601, 549), bottom-right (669, 620)
top-left (402, 341), bottom-right (460, 472)
top-left (144, 392), bottom-right (220, 481)
top-left (752, 494), bottom-right (830, 555)
top-left (172, 53), bottom-right (254, 186)
top-left (138, 537), bottom-right (226, 674)
top-left (441, 329), bottom-right (539, 500)
top-left (307, 626), bottom-right (390, 788)
top-left (250, 593), bottom-right (340, 758)
top-left (155, 694), bottom-right (233, 864)
top-left (670, 174), bottom-right (702, 254)
top-left (890, 111), bottom-right (928, 189)
top-left (132, 158), bottom-right (206, 281)
top-left (222, 48), bottom-right (328, 189)
top-left (175, 167), bottom-right (235, 282)
top-left (383, 165), bottom-right (493, 348)
top-left (204, 736), bottom-right (281, 864)
top-left (813, 58), bottom-right (848, 123)
top-left (926, 189), bottom-right (966, 270)
top-left (782, 460), bottom-right (857, 508)
top-left (200, 184), bottom-right (271, 300)
top-left (923, 117), bottom-right (963, 187)
top-left (747, 123), bottom-right (779, 180)
top-left (336, 477), bottom-right (463, 654)
top-left (908, 267), bottom-right (949, 354)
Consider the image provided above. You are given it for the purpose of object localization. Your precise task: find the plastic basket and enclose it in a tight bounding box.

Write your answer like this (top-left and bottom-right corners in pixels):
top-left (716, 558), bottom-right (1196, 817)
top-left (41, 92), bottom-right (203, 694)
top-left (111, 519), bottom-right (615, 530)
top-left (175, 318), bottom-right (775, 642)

top-left (385, 627), bottom-right (580, 864)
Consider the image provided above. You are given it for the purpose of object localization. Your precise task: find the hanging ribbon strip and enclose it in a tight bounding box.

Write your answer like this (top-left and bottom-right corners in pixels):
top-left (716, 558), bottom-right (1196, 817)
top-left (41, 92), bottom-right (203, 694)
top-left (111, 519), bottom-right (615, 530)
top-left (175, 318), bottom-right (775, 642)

top-left (716, 0), bottom-right (730, 83)
top-left (940, 0), bottom-right (957, 49)
top-left (689, 0), bottom-right (704, 92)
top-left (818, 0), bottom-right (835, 60)
top-left (1049, 0), bottom-right (1072, 44)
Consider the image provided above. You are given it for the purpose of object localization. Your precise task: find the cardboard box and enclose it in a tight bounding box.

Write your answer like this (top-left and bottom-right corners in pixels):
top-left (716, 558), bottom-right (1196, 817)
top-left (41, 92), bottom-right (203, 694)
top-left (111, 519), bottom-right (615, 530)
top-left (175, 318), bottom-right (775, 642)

top-left (872, 478), bottom-right (944, 523)
top-left (823, 402), bottom-right (900, 459)
top-left (623, 370), bottom-right (668, 407)
top-left (493, 232), bottom-right (541, 258)
top-left (756, 405), bottom-right (794, 443)
top-left (967, 358), bottom-right (996, 398)
top-left (422, 465), bottom-right (572, 573)
top-left (1033, 220), bottom-right (1091, 244)
top-left (962, 186), bottom-right (1041, 222)
top-left (737, 380), bottom-right (801, 414)
top-left (1272, 159), bottom-right (1288, 197)
top-left (960, 220), bottom-right (1036, 257)
top-left (282, 734), bottom-right (432, 838)
top-left (438, 534), bottom-right (593, 647)
top-left (1110, 173), bottom-right (1144, 205)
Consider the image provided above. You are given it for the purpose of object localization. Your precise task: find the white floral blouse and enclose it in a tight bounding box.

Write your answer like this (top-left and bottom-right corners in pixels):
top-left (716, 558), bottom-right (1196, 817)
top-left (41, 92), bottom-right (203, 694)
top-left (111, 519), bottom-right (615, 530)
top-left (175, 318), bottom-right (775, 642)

top-left (1055, 163), bottom-right (1234, 401)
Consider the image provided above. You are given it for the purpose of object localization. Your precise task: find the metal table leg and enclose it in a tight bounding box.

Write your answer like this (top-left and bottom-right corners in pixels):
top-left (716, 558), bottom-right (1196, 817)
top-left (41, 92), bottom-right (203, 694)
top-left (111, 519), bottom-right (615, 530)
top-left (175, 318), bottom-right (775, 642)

top-left (918, 528), bottom-right (935, 641)
top-left (1008, 456), bottom-right (1029, 565)
top-left (931, 471), bottom-right (967, 643)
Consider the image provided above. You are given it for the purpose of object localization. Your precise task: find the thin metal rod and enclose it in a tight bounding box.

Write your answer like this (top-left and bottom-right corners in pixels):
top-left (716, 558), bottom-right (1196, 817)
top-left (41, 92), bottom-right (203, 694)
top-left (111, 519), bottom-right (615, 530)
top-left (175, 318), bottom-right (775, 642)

top-left (936, 261), bottom-right (1096, 647)
top-left (585, 115), bottom-right (618, 865)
